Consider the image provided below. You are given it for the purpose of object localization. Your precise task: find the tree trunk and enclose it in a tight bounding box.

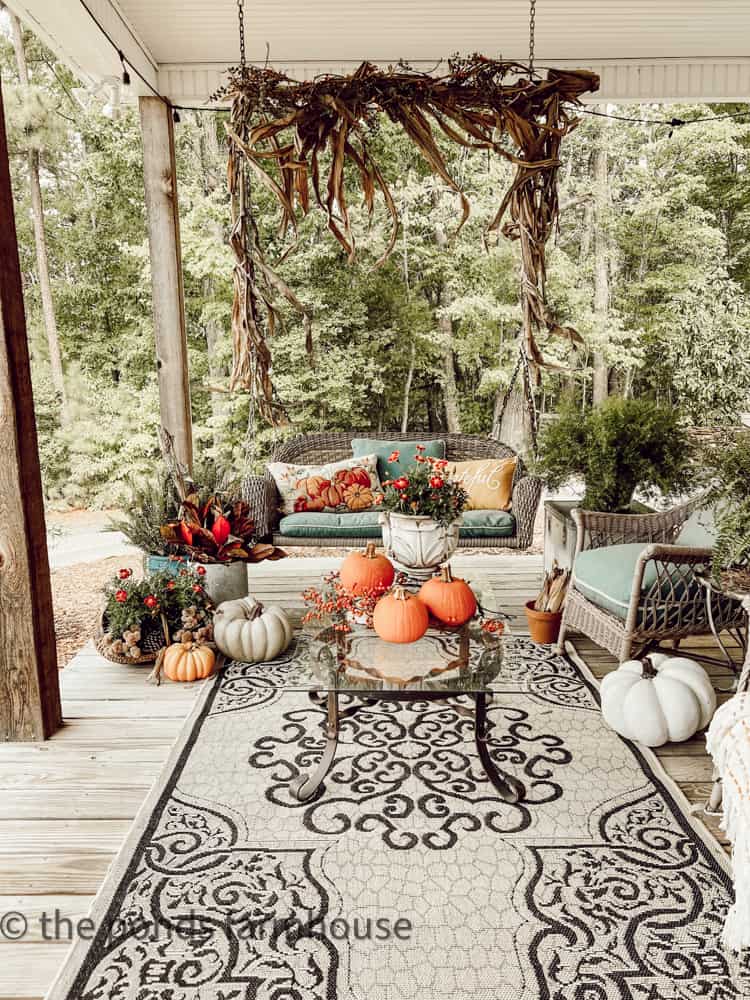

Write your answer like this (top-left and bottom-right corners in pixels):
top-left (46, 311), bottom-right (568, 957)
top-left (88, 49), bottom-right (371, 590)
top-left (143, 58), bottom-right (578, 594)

top-left (10, 12), bottom-right (68, 423)
top-left (592, 124), bottom-right (610, 406)
top-left (401, 340), bottom-right (415, 432)
top-left (434, 222), bottom-right (460, 433)
top-left (197, 115), bottom-right (229, 439)
top-left (498, 383), bottom-right (533, 455)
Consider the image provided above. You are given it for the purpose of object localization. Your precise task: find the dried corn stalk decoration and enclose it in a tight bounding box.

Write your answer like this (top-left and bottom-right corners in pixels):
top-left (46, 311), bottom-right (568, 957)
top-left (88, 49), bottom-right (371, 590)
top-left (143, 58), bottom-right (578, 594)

top-left (218, 55), bottom-right (599, 421)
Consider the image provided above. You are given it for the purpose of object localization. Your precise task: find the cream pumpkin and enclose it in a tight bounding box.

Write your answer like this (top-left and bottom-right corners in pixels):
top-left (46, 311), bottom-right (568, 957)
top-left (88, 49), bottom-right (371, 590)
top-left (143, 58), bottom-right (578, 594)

top-left (163, 642), bottom-right (216, 683)
top-left (600, 653), bottom-right (716, 747)
top-left (213, 597), bottom-right (293, 663)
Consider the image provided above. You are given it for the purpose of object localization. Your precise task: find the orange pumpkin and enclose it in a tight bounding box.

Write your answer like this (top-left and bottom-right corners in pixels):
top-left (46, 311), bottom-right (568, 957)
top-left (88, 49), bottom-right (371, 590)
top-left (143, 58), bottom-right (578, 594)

top-left (340, 543), bottom-right (395, 594)
top-left (335, 466), bottom-right (371, 488)
top-left (163, 642), bottom-right (216, 682)
top-left (373, 587), bottom-right (429, 644)
top-left (419, 565), bottom-right (477, 625)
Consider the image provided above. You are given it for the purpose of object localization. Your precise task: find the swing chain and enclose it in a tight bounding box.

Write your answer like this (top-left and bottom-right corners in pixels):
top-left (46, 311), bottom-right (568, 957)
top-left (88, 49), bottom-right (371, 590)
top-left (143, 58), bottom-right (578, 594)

top-left (237, 0), bottom-right (247, 76)
top-left (528, 0), bottom-right (537, 77)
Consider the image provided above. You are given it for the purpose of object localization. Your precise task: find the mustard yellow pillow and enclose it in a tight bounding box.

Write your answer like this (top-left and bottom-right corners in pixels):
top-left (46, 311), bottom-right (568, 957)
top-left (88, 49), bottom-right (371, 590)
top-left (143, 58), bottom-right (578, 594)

top-left (449, 458), bottom-right (517, 511)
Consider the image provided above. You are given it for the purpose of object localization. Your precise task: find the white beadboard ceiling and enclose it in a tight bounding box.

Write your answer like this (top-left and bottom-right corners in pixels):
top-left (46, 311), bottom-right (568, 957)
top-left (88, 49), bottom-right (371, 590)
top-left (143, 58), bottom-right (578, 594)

top-left (117, 0), bottom-right (750, 64)
top-left (6, 0), bottom-right (750, 103)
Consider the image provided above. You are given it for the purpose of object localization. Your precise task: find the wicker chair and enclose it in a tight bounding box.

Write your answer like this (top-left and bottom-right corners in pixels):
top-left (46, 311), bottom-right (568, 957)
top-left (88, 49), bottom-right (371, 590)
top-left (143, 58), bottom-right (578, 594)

top-left (557, 501), bottom-right (745, 663)
top-left (242, 431), bottom-right (542, 549)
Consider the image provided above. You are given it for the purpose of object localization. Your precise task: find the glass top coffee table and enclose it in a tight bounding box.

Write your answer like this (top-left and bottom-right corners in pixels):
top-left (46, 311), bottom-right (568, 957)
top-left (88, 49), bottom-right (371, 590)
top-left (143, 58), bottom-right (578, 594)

top-left (265, 614), bottom-right (526, 807)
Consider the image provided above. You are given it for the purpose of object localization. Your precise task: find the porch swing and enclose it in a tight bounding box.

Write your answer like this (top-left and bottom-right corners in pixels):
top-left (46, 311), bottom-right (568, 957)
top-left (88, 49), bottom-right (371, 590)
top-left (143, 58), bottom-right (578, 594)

top-left (220, 0), bottom-right (599, 452)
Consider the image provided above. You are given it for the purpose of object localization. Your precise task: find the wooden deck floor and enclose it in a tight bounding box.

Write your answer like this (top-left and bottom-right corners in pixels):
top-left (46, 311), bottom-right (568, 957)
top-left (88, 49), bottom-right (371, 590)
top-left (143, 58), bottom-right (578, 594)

top-left (0, 554), bottom-right (739, 1000)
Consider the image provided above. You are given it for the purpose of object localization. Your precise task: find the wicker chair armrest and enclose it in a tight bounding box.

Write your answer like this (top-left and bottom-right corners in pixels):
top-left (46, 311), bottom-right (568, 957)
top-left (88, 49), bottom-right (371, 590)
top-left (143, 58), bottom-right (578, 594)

top-left (622, 543), bottom-right (714, 636)
top-left (511, 475), bottom-right (543, 548)
top-left (571, 502), bottom-right (694, 556)
top-left (242, 474), bottom-right (279, 540)
top-left (639, 543), bottom-right (713, 565)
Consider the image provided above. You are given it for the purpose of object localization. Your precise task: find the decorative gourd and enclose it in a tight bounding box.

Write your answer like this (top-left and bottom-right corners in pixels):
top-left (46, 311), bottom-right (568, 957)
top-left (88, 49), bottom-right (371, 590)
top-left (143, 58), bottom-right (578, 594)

top-left (600, 652), bottom-right (717, 747)
top-left (163, 642), bottom-right (216, 683)
top-left (213, 597), bottom-right (293, 663)
top-left (373, 587), bottom-right (429, 644)
top-left (418, 564), bottom-right (477, 625)
top-left (340, 543), bottom-right (395, 595)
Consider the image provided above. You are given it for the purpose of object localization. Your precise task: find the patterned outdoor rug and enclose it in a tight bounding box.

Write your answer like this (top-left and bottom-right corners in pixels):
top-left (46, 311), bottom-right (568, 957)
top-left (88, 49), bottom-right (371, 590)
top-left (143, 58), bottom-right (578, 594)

top-left (49, 637), bottom-right (749, 999)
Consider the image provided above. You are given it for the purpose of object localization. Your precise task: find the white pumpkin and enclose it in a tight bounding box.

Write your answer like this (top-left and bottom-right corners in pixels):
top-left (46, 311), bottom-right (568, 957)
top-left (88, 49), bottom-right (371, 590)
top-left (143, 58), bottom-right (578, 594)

top-left (213, 597), bottom-right (293, 663)
top-left (600, 653), bottom-right (716, 747)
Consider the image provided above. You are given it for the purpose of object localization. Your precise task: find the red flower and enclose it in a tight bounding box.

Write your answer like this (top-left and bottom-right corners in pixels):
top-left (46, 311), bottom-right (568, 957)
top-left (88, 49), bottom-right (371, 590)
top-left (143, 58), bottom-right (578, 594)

top-left (192, 584), bottom-right (203, 593)
top-left (414, 455), bottom-right (426, 463)
top-left (195, 565), bottom-right (206, 576)
top-left (393, 476), bottom-right (409, 490)
top-left (429, 476), bottom-right (445, 489)
top-left (118, 568), bottom-right (132, 580)
top-left (436, 459), bottom-right (449, 469)
top-left (400, 492), bottom-right (408, 500)
top-left (387, 450), bottom-right (400, 463)
top-left (166, 580), bottom-right (176, 590)
top-left (114, 589), bottom-right (128, 603)
top-left (415, 444), bottom-right (426, 452)
top-left (144, 595), bottom-right (159, 610)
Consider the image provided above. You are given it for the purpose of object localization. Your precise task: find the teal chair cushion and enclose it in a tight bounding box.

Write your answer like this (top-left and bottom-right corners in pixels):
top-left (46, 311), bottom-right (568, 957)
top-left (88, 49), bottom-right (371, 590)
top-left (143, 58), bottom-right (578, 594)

top-left (574, 543), bottom-right (655, 620)
top-left (278, 509), bottom-right (516, 540)
top-left (574, 540), bottom-right (709, 621)
top-left (351, 438), bottom-right (445, 481)
top-left (675, 508), bottom-right (716, 548)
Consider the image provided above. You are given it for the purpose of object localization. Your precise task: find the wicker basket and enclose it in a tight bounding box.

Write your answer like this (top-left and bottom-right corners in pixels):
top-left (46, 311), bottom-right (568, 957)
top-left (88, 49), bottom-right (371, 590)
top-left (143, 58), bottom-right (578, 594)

top-left (94, 612), bottom-right (167, 666)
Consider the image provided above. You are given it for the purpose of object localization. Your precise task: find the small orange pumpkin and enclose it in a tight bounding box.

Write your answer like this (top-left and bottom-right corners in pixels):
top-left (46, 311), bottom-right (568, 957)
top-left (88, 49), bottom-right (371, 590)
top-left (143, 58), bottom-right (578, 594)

top-left (419, 564), bottom-right (477, 626)
top-left (163, 642), bottom-right (216, 682)
top-left (373, 587), bottom-right (429, 644)
top-left (340, 543), bottom-right (395, 594)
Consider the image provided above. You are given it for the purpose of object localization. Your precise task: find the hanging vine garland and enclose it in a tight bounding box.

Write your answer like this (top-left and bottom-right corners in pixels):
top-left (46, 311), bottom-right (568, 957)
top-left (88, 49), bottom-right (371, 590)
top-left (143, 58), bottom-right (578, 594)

top-left (216, 55), bottom-right (599, 422)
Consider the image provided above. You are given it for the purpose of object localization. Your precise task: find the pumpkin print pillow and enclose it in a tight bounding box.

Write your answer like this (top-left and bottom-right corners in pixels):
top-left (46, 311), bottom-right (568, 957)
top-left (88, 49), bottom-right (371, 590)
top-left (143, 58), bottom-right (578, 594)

top-left (268, 454), bottom-right (384, 515)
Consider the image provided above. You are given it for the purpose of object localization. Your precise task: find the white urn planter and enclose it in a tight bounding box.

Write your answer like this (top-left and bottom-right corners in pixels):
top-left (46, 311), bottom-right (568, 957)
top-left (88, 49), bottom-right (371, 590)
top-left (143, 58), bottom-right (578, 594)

top-left (202, 561), bottom-right (249, 605)
top-left (379, 511), bottom-right (460, 581)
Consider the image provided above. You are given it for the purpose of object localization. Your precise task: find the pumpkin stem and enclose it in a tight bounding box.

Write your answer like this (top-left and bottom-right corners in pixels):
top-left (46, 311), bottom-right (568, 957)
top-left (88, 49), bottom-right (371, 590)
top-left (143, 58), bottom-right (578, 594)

top-left (439, 564), bottom-right (453, 583)
top-left (640, 655), bottom-right (659, 680)
top-left (364, 543), bottom-right (377, 559)
top-left (392, 586), bottom-right (410, 601)
top-left (245, 598), bottom-right (265, 621)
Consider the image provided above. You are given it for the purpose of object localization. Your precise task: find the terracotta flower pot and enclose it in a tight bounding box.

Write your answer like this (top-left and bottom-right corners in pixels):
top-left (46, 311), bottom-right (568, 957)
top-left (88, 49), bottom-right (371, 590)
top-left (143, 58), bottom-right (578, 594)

top-left (524, 600), bottom-right (562, 645)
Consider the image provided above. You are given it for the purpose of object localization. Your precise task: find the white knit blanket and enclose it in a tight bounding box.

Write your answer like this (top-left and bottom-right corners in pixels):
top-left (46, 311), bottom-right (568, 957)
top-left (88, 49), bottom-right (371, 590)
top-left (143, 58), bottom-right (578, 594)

top-left (707, 691), bottom-right (750, 951)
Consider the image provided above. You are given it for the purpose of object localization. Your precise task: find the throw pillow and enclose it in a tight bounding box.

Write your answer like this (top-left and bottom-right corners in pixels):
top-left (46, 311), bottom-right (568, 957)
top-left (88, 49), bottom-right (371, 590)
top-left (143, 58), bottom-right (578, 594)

top-left (448, 457), bottom-right (517, 511)
top-left (351, 438), bottom-right (446, 481)
top-left (268, 454), bottom-right (384, 515)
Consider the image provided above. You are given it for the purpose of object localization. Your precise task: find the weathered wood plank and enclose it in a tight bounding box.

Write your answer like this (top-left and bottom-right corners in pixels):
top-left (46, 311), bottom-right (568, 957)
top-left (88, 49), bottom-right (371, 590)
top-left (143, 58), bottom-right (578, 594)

top-left (0, 945), bottom-right (71, 998)
top-left (0, 855), bottom-right (114, 896)
top-left (139, 96), bottom-right (192, 472)
top-left (0, 896), bottom-right (92, 943)
top-left (0, 787), bottom-right (153, 820)
top-left (0, 820), bottom-right (131, 854)
top-left (0, 76), bottom-right (60, 741)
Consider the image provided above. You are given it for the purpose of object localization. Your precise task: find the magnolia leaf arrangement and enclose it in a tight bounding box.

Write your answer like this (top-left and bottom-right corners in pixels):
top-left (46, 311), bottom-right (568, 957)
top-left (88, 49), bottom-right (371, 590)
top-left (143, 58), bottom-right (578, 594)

top-left (217, 56), bottom-right (599, 419)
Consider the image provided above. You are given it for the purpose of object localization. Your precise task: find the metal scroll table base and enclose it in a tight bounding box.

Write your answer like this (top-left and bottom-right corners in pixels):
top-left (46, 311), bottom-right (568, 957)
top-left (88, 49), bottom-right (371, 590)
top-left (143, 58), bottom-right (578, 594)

top-left (288, 689), bottom-right (526, 805)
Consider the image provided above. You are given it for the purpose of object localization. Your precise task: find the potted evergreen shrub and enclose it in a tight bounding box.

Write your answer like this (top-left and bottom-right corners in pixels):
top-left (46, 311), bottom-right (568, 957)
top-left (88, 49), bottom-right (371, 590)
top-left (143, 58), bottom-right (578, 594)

top-left (379, 446), bottom-right (469, 580)
top-left (536, 397), bottom-right (693, 514)
top-left (703, 429), bottom-right (750, 595)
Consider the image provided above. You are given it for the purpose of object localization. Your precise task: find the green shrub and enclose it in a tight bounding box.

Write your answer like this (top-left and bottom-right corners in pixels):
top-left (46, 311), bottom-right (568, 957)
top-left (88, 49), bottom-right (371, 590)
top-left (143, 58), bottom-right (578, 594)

top-left (536, 397), bottom-right (693, 513)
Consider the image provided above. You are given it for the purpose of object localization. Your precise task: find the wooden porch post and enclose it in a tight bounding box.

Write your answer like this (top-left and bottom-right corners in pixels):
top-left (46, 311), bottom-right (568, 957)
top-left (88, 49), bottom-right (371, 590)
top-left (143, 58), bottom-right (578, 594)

top-left (0, 77), bottom-right (61, 741)
top-left (139, 97), bottom-right (193, 473)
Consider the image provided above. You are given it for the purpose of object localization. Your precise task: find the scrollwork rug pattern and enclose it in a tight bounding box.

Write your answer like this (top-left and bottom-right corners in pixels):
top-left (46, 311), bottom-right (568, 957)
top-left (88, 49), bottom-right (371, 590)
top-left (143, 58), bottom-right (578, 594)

top-left (48, 638), bottom-right (748, 999)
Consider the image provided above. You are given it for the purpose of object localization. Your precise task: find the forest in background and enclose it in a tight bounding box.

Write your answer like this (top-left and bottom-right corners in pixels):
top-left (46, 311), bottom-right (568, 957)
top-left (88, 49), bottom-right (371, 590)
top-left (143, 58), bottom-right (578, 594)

top-left (2, 12), bottom-right (750, 508)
